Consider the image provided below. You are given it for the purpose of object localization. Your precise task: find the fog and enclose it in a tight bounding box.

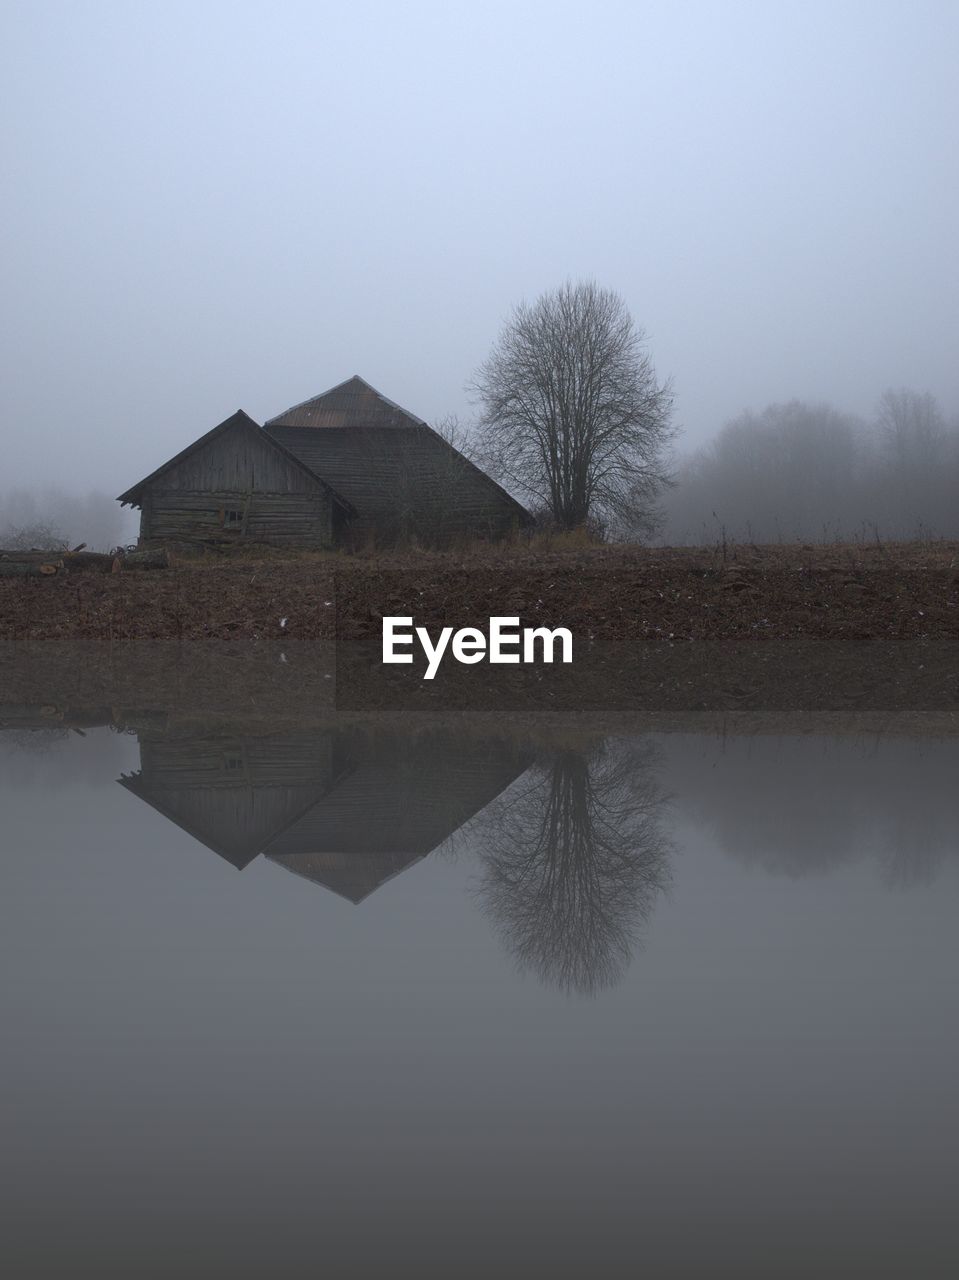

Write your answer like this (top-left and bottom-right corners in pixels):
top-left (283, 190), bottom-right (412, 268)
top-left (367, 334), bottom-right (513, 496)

top-left (662, 388), bottom-right (959, 543)
top-left (2, 1), bottom-right (956, 538)
top-left (0, 488), bottom-right (130, 552)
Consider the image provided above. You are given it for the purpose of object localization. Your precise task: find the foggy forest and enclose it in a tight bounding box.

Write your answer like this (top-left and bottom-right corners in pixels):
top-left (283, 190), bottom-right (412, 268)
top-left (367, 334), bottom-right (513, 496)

top-left (661, 386), bottom-right (959, 545)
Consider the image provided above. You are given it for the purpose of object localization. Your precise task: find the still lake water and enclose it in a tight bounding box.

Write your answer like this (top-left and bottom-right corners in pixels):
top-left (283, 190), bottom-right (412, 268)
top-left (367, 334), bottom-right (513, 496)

top-left (2, 701), bottom-right (958, 1277)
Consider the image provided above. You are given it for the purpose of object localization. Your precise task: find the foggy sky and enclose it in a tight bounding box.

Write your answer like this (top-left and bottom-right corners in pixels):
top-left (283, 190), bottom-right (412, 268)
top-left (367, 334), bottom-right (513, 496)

top-left (2, 0), bottom-right (956, 495)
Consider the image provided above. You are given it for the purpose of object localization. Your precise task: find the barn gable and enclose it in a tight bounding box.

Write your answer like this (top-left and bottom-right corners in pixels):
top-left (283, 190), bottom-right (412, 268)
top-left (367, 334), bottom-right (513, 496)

top-left (117, 410), bottom-right (350, 511)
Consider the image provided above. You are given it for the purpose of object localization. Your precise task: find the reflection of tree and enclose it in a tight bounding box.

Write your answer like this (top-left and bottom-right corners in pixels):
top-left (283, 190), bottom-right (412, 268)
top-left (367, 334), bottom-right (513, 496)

top-left (474, 740), bottom-right (671, 995)
top-left (678, 738), bottom-right (959, 890)
top-left (879, 820), bottom-right (949, 890)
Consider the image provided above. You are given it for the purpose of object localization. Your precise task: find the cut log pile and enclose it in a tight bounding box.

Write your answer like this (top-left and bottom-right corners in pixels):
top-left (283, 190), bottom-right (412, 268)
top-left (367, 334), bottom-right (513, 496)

top-left (0, 546), bottom-right (169, 577)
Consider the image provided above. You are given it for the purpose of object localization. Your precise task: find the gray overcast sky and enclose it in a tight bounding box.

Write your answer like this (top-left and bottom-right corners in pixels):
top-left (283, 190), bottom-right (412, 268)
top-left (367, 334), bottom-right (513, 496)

top-left (1, 0), bottom-right (956, 494)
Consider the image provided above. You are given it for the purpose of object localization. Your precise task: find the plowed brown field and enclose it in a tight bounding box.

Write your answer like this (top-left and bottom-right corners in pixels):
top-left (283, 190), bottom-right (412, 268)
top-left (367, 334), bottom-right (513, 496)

top-left (0, 542), bottom-right (956, 645)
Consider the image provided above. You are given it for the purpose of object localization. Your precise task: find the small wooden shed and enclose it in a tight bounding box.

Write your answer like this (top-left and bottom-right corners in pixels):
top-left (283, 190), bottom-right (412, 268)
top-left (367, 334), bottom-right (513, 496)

top-left (117, 409), bottom-right (353, 549)
top-left (118, 377), bottom-right (531, 548)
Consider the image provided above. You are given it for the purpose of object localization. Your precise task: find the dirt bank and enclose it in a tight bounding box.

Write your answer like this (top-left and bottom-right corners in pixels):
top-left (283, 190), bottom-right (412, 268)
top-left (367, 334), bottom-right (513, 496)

top-left (0, 542), bottom-right (956, 645)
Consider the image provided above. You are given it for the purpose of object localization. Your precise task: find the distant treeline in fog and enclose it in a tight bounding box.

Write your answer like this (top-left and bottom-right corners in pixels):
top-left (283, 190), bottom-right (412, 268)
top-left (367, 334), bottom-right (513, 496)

top-left (0, 489), bottom-right (133, 552)
top-left (662, 389), bottom-right (959, 545)
top-left (4, 387), bottom-right (957, 552)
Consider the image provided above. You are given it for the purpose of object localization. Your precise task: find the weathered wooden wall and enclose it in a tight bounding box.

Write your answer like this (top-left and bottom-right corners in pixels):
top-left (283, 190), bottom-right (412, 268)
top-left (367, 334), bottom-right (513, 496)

top-left (138, 426), bottom-right (334, 547)
top-left (158, 427), bottom-right (317, 492)
top-left (141, 488), bottom-right (333, 546)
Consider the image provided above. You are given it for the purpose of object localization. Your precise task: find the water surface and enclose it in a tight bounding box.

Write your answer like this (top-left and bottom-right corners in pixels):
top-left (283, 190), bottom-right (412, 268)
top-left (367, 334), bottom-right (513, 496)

top-left (2, 706), bottom-right (957, 1277)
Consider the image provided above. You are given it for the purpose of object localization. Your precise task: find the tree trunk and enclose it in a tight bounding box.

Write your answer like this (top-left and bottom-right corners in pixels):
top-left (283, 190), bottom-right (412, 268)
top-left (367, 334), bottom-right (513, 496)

top-left (61, 551), bottom-right (117, 572)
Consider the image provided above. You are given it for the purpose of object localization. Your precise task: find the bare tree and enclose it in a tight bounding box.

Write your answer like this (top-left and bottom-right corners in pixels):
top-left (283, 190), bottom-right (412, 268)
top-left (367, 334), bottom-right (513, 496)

top-left (471, 281), bottom-right (675, 535)
top-left (878, 388), bottom-right (948, 471)
top-left (432, 412), bottom-right (479, 463)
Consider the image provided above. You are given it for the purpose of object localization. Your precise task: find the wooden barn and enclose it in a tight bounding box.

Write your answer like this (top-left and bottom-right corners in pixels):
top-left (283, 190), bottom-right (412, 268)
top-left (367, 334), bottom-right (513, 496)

top-left (118, 376), bottom-right (531, 548)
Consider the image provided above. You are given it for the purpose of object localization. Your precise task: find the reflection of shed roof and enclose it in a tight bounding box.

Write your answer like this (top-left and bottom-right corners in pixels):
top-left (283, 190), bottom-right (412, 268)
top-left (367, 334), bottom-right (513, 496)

top-left (264, 849), bottom-right (426, 905)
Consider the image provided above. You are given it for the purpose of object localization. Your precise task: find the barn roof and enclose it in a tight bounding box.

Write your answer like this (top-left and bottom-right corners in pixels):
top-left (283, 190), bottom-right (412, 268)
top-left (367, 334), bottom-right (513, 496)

top-left (116, 409), bottom-right (355, 513)
top-left (266, 379), bottom-right (533, 525)
top-left (265, 375), bottom-right (427, 430)
top-left (118, 770), bottom-right (268, 870)
top-left (269, 424), bottom-right (512, 525)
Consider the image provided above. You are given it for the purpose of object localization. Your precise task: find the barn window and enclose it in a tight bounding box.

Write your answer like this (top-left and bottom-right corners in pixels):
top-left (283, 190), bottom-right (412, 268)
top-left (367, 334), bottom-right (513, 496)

top-left (224, 509), bottom-right (243, 525)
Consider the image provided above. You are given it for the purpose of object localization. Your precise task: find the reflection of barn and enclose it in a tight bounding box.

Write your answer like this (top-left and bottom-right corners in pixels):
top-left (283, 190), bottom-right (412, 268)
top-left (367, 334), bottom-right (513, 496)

top-left (120, 726), bottom-right (532, 902)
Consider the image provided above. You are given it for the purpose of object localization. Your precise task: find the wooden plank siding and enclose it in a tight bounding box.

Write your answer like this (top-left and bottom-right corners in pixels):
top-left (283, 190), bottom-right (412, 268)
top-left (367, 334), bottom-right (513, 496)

top-left (136, 422), bottom-right (336, 547)
top-left (152, 424), bottom-right (320, 493)
top-left (142, 488), bottom-right (333, 547)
